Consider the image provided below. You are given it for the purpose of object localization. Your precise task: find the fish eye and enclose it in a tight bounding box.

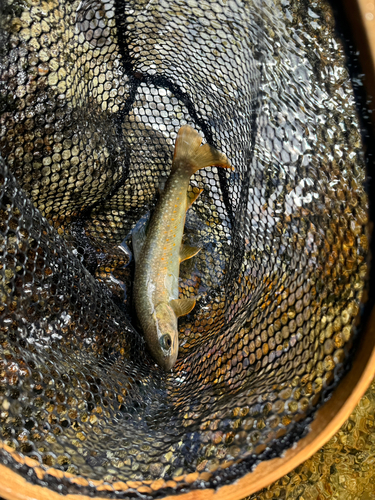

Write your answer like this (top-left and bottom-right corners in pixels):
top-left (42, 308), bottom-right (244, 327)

top-left (160, 334), bottom-right (172, 351)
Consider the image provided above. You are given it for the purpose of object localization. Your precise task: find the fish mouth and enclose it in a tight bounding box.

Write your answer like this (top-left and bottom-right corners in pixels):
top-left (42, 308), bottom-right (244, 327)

top-left (157, 349), bottom-right (178, 372)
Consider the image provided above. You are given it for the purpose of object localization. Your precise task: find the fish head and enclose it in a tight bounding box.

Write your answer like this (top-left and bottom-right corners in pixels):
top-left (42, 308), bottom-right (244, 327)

top-left (151, 303), bottom-right (179, 371)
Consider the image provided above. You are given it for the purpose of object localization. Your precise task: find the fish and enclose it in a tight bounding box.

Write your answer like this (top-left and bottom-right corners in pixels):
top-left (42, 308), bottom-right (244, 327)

top-left (132, 125), bottom-right (233, 371)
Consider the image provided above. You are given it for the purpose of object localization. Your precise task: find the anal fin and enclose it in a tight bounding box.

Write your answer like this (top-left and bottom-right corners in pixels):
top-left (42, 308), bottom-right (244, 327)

top-left (180, 244), bottom-right (201, 263)
top-left (170, 297), bottom-right (196, 317)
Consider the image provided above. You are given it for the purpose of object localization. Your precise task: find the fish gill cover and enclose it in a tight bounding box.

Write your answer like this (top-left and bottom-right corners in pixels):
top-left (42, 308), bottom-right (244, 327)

top-left (0, 0), bottom-right (370, 497)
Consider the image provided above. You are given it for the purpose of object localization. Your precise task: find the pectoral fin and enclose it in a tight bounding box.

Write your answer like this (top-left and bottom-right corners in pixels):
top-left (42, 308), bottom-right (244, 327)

top-left (179, 244), bottom-right (201, 263)
top-left (170, 298), bottom-right (196, 317)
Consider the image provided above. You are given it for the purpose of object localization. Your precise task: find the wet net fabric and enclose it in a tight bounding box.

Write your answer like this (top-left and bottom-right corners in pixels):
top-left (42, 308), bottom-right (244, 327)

top-left (0, 0), bottom-right (369, 497)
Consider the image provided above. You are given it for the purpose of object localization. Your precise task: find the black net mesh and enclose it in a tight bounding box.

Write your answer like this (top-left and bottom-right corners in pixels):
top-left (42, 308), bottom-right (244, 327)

top-left (0, 0), bottom-right (370, 496)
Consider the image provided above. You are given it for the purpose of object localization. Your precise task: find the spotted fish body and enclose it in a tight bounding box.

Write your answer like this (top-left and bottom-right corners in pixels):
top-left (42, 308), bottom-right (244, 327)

top-left (133, 126), bottom-right (233, 371)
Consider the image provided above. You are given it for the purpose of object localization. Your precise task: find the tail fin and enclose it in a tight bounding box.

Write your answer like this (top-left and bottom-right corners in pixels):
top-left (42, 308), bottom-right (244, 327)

top-left (172, 125), bottom-right (233, 174)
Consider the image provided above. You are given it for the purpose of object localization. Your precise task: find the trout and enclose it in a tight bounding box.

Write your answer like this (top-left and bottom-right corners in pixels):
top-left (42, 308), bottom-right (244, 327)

top-left (132, 125), bottom-right (233, 371)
